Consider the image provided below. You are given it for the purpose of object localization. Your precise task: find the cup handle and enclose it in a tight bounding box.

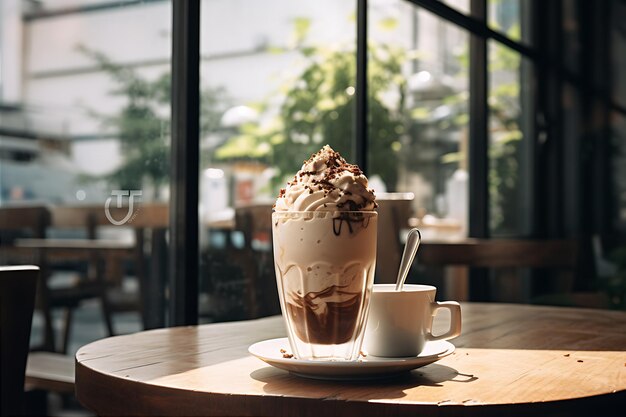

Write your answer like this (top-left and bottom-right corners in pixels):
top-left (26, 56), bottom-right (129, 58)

top-left (427, 301), bottom-right (462, 342)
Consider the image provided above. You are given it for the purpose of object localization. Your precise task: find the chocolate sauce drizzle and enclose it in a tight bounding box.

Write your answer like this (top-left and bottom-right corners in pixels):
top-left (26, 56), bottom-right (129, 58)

top-left (332, 212), bottom-right (372, 236)
top-left (287, 285), bottom-right (363, 345)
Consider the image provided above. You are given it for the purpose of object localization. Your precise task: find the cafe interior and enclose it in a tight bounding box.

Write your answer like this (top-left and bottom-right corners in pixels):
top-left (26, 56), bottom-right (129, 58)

top-left (1, 0), bottom-right (625, 416)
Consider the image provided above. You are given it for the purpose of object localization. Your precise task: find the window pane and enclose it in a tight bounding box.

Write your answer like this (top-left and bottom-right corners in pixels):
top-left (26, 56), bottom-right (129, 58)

top-left (488, 40), bottom-right (533, 236)
top-left (0, 0), bottom-right (171, 353)
top-left (563, 0), bottom-right (580, 75)
top-left (612, 0), bottom-right (626, 108)
top-left (367, 1), bottom-right (470, 241)
top-left (365, 0), bottom-right (471, 300)
top-left (488, 0), bottom-right (532, 46)
top-left (199, 0), bottom-right (356, 321)
top-left (612, 112), bottom-right (626, 231)
top-left (561, 82), bottom-right (581, 234)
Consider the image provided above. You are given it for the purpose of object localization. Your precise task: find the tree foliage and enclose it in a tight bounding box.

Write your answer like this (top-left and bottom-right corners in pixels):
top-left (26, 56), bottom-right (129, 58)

top-left (80, 45), bottom-right (226, 199)
top-left (215, 19), bottom-right (406, 192)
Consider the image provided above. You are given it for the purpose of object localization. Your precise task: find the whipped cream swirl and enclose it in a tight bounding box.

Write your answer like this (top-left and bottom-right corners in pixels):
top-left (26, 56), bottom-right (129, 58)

top-left (274, 145), bottom-right (377, 212)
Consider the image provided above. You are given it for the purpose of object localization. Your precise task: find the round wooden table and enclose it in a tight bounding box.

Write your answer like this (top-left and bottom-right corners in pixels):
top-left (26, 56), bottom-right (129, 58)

top-left (75, 303), bottom-right (626, 416)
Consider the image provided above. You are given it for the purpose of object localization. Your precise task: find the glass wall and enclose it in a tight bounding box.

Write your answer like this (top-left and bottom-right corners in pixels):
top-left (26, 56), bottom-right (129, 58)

top-left (488, 40), bottom-right (533, 236)
top-left (612, 112), bottom-right (626, 231)
top-left (3, 0), bottom-right (622, 336)
top-left (612, 0), bottom-right (626, 231)
top-left (198, 0), bottom-right (356, 321)
top-left (0, 0), bottom-right (171, 353)
top-left (612, 0), bottom-right (626, 109)
top-left (488, 0), bottom-right (532, 46)
top-left (368, 0), bottom-right (469, 241)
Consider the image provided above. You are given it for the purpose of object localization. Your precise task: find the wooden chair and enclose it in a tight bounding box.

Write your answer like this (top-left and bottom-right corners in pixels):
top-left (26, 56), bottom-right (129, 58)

top-left (416, 238), bottom-right (583, 303)
top-left (0, 206), bottom-right (49, 259)
top-left (0, 206), bottom-right (60, 352)
top-left (235, 203), bottom-right (275, 318)
top-left (0, 205), bottom-right (120, 353)
top-left (0, 265), bottom-right (39, 416)
top-left (417, 239), bottom-right (579, 268)
top-left (45, 205), bottom-right (127, 347)
top-left (76, 203), bottom-right (170, 329)
top-left (212, 203), bottom-right (275, 319)
top-left (37, 203), bottom-right (167, 332)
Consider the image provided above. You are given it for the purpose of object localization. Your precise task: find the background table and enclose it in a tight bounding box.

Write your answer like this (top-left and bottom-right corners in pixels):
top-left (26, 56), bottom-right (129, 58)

top-left (75, 303), bottom-right (626, 416)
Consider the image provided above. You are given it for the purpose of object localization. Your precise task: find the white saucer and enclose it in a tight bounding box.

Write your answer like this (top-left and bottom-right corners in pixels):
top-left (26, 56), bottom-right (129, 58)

top-left (248, 338), bottom-right (455, 380)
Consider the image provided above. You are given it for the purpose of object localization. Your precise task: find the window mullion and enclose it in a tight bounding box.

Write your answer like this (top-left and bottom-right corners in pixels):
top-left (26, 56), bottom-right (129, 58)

top-left (467, 0), bottom-right (490, 301)
top-left (170, 0), bottom-right (200, 326)
top-left (355, 0), bottom-right (368, 173)
top-left (469, 0), bottom-right (488, 239)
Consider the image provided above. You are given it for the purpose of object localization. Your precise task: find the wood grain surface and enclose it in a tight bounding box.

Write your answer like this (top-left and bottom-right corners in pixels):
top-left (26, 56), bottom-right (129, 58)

top-left (75, 303), bottom-right (626, 416)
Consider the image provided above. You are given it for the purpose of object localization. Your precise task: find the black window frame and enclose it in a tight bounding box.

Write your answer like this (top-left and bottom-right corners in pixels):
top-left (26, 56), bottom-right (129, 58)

top-left (170, 0), bottom-right (626, 323)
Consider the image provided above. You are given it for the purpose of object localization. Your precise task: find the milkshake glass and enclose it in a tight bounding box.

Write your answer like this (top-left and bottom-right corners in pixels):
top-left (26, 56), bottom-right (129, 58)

top-left (272, 210), bottom-right (377, 361)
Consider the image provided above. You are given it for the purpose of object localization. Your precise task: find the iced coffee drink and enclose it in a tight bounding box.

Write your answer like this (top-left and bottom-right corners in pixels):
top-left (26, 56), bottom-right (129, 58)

top-left (272, 145), bottom-right (377, 361)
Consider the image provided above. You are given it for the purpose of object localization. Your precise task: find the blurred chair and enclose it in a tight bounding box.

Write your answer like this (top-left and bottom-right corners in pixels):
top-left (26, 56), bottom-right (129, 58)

top-left (0, 265), bottom-right (39, 416)
top-left (0, 206), bottom-right (49, 258)
top-left (417, 239), bottom-right (578, 268)
top-left (201, 203), bottom-right (274, 320)
top-left (36, 205), bottom-right (146, 351)
top-left (90, 202), bottom-right (168, 330)
top-left (375, 194), bottom-right (414, 284)
top-left (416, 238), bottom-right (593, 305)
top-left (592, 234), bottom-right (619, 278)
top-left (0, 206), bottom-right (60, 351)
top-left (233, 203), bottom-right (276, 318)
top-left (0, 205), bottom-right (128, 353)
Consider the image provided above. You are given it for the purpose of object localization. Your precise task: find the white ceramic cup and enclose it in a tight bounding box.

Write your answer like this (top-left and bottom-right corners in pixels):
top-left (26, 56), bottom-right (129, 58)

top-left (362, 284), bottom-right (462, 357)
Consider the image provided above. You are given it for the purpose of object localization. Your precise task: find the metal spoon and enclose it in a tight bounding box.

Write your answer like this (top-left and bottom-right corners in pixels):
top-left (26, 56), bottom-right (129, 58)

top-left (394, 228), bottom-right (421, 291)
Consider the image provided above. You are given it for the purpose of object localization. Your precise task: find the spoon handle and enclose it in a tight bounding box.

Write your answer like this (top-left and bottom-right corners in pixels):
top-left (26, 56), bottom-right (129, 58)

top-left (395, 228), bottom-right (421, 291)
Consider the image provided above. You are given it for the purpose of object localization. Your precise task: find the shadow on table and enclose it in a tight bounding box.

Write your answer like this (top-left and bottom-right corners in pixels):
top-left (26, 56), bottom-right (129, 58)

top-left (250, 363), bottom-right (477, 400)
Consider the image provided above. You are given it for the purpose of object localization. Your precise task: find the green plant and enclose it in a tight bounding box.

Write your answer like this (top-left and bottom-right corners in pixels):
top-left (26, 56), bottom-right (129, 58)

top-left (214, 18), bottom-right (406, 192)
top-left (413, 49), bottom-right (524, 234)
top-left (487, 41), bottom-right (525, 234)
top-left (80, 46), bottom-right (227, 199)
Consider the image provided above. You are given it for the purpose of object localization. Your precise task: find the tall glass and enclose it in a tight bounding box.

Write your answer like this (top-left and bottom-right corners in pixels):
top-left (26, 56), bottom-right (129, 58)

top-left (272, 211), bottom-right (377, 361)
